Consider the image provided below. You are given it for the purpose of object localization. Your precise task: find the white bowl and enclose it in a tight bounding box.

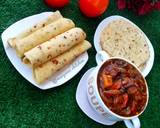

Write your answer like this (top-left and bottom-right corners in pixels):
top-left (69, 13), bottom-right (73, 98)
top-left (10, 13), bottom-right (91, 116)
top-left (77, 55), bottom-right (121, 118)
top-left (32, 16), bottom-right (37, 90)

top-left (1, 12), bottom-right (89, 90)
top-left (76, 68), bottom-right (117, 125)
top-left (94, 15), bottom-right (154, 77)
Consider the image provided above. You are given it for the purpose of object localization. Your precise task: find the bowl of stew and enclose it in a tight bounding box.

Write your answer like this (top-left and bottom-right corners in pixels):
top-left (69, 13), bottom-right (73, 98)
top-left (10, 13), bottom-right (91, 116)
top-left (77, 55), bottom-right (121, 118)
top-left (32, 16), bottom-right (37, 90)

top-left (87, 51), bottom-right (149, 126)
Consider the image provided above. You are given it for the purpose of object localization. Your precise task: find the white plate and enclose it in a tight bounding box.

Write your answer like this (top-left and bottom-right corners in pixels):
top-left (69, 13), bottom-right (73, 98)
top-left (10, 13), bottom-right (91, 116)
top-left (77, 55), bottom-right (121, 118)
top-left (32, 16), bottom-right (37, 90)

top-left (94, 15), bottom-right (154, 77)
top-left (76, 68), bottom-right (116, 125)
top-left (1, 12), bottom-right (89, 90)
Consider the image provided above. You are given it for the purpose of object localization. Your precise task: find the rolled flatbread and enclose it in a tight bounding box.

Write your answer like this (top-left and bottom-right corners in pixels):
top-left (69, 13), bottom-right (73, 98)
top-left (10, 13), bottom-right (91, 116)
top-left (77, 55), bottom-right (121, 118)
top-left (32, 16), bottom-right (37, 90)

top-left (33, 40), bottom-right (91, 84)
top-left (15, 18), bottom-right (75, 57)
top-left (23, 28), bottom-right (86, 66)
top-left (8, 11), bottom-right (63, 48)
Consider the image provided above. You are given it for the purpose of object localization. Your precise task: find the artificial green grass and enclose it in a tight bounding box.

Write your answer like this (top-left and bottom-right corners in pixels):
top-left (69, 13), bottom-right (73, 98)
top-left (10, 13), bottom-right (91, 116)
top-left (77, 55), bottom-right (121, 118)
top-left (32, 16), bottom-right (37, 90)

top-left (0, 0), bottom-right (160, 128)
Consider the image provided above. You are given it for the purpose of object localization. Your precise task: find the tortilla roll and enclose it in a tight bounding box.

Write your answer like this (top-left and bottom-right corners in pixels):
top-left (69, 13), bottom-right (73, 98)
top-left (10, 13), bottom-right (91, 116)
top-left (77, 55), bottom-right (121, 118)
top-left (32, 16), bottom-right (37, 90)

top-left (8, 11), bottom-right (63, 48)
top-left (33, 40), bottom-right (91, 84)
top-left (23, 28), bottom-right (86, 66)
top-left (15, 18), bottom-right (75, 57)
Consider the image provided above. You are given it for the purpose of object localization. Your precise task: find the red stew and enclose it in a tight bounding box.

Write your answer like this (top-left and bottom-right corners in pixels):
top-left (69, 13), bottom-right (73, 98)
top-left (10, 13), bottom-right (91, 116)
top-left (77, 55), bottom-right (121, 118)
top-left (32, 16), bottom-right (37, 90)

top-left (97, 59), bottom-right (147, 117)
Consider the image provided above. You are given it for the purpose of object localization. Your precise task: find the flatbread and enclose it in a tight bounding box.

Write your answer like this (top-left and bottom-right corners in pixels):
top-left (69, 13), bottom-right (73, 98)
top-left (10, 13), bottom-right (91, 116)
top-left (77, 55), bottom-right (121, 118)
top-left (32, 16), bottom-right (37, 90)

top-left (8, 11), bottom-right (63, 48)
top-left (138, 63), bottom-right (146, 71)
top-left (23, 28), bottom-right (86, 66)
top-left (15, 18), bottom-right (75, 57)
top-left (100, 19), bottom-right (150, 69)
top-left (33, 40), bottom-right (92, 84)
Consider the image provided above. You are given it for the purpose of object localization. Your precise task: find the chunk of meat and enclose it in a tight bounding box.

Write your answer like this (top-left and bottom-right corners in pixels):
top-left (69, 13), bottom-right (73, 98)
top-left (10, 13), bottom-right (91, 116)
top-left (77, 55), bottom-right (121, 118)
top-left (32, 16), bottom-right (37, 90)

top-left (103, 90), bottom-right (121, 97)
top-left (113, 95), bottom-right (123, 105)
top-left (111, 79), bottom-right (122, 90)
top-left (122, 93), bottom-right (129, 108)
top-left (135, 79), bottom-right (146, 93)
top-left (122, 77), bottom-right (130, 85)
top-left (110, 69), bottom-right (118, 77)
top-left (123, 77), bottom-right (134, 88)
top-left (100, 88), bottom-right (114, 106)
top-left (115, 67), bottom-right (126, 73)
top-left (134, 91), bottom-right (143, 101)
top-left (130, 101), bottom-right (137, 114)
top-left (115, 60), bottom-right (128, 67)
top-left (127, 86), bottom-right (138, 95)
top-left (113, 93), bottom-right (128, 109)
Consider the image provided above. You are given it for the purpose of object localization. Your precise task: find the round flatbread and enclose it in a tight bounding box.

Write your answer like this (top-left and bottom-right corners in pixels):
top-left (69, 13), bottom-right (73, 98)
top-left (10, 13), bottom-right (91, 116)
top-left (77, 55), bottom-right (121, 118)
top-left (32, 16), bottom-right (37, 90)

top-left (100, 19), bottom-right (150, 70)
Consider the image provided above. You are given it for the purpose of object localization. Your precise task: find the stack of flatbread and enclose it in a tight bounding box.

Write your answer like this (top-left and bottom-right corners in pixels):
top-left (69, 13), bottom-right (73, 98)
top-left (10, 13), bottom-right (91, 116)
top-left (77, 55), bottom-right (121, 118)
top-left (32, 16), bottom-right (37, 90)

top-left (8, 11), bottom-right (91, 83)
top-left (100, 19), bottom-right (150, 71)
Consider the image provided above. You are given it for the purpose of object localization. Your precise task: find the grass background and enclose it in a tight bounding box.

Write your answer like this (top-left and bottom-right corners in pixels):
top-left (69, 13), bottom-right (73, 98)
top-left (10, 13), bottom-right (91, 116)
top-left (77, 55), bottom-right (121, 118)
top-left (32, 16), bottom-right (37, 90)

top-left (0, 0), bottom-right (160, 128)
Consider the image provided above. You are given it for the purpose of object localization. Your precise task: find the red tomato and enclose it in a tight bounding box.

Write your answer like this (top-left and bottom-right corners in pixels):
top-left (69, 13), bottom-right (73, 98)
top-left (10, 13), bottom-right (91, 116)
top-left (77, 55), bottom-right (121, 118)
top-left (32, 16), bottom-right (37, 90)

top-left (79, 0), bottom-right (109, 17)
top-left (45, 0), bottom-right (70, 8)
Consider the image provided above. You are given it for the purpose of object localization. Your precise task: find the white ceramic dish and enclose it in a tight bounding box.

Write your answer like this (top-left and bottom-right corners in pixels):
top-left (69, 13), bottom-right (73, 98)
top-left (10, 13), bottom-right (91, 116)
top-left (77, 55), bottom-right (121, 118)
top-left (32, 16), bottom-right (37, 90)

top-left (94, 15), bottom-right (154, 77)
top-left (76, 68), bottom-right (116, 125)
top-left (1, 12), bottom-right (89, 90)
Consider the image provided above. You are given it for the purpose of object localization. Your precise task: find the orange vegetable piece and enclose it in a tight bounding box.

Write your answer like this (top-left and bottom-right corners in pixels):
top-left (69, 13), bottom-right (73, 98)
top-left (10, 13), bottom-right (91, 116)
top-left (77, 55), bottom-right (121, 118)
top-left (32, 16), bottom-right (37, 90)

top-left (102, 73), bottom-right (113, 88)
